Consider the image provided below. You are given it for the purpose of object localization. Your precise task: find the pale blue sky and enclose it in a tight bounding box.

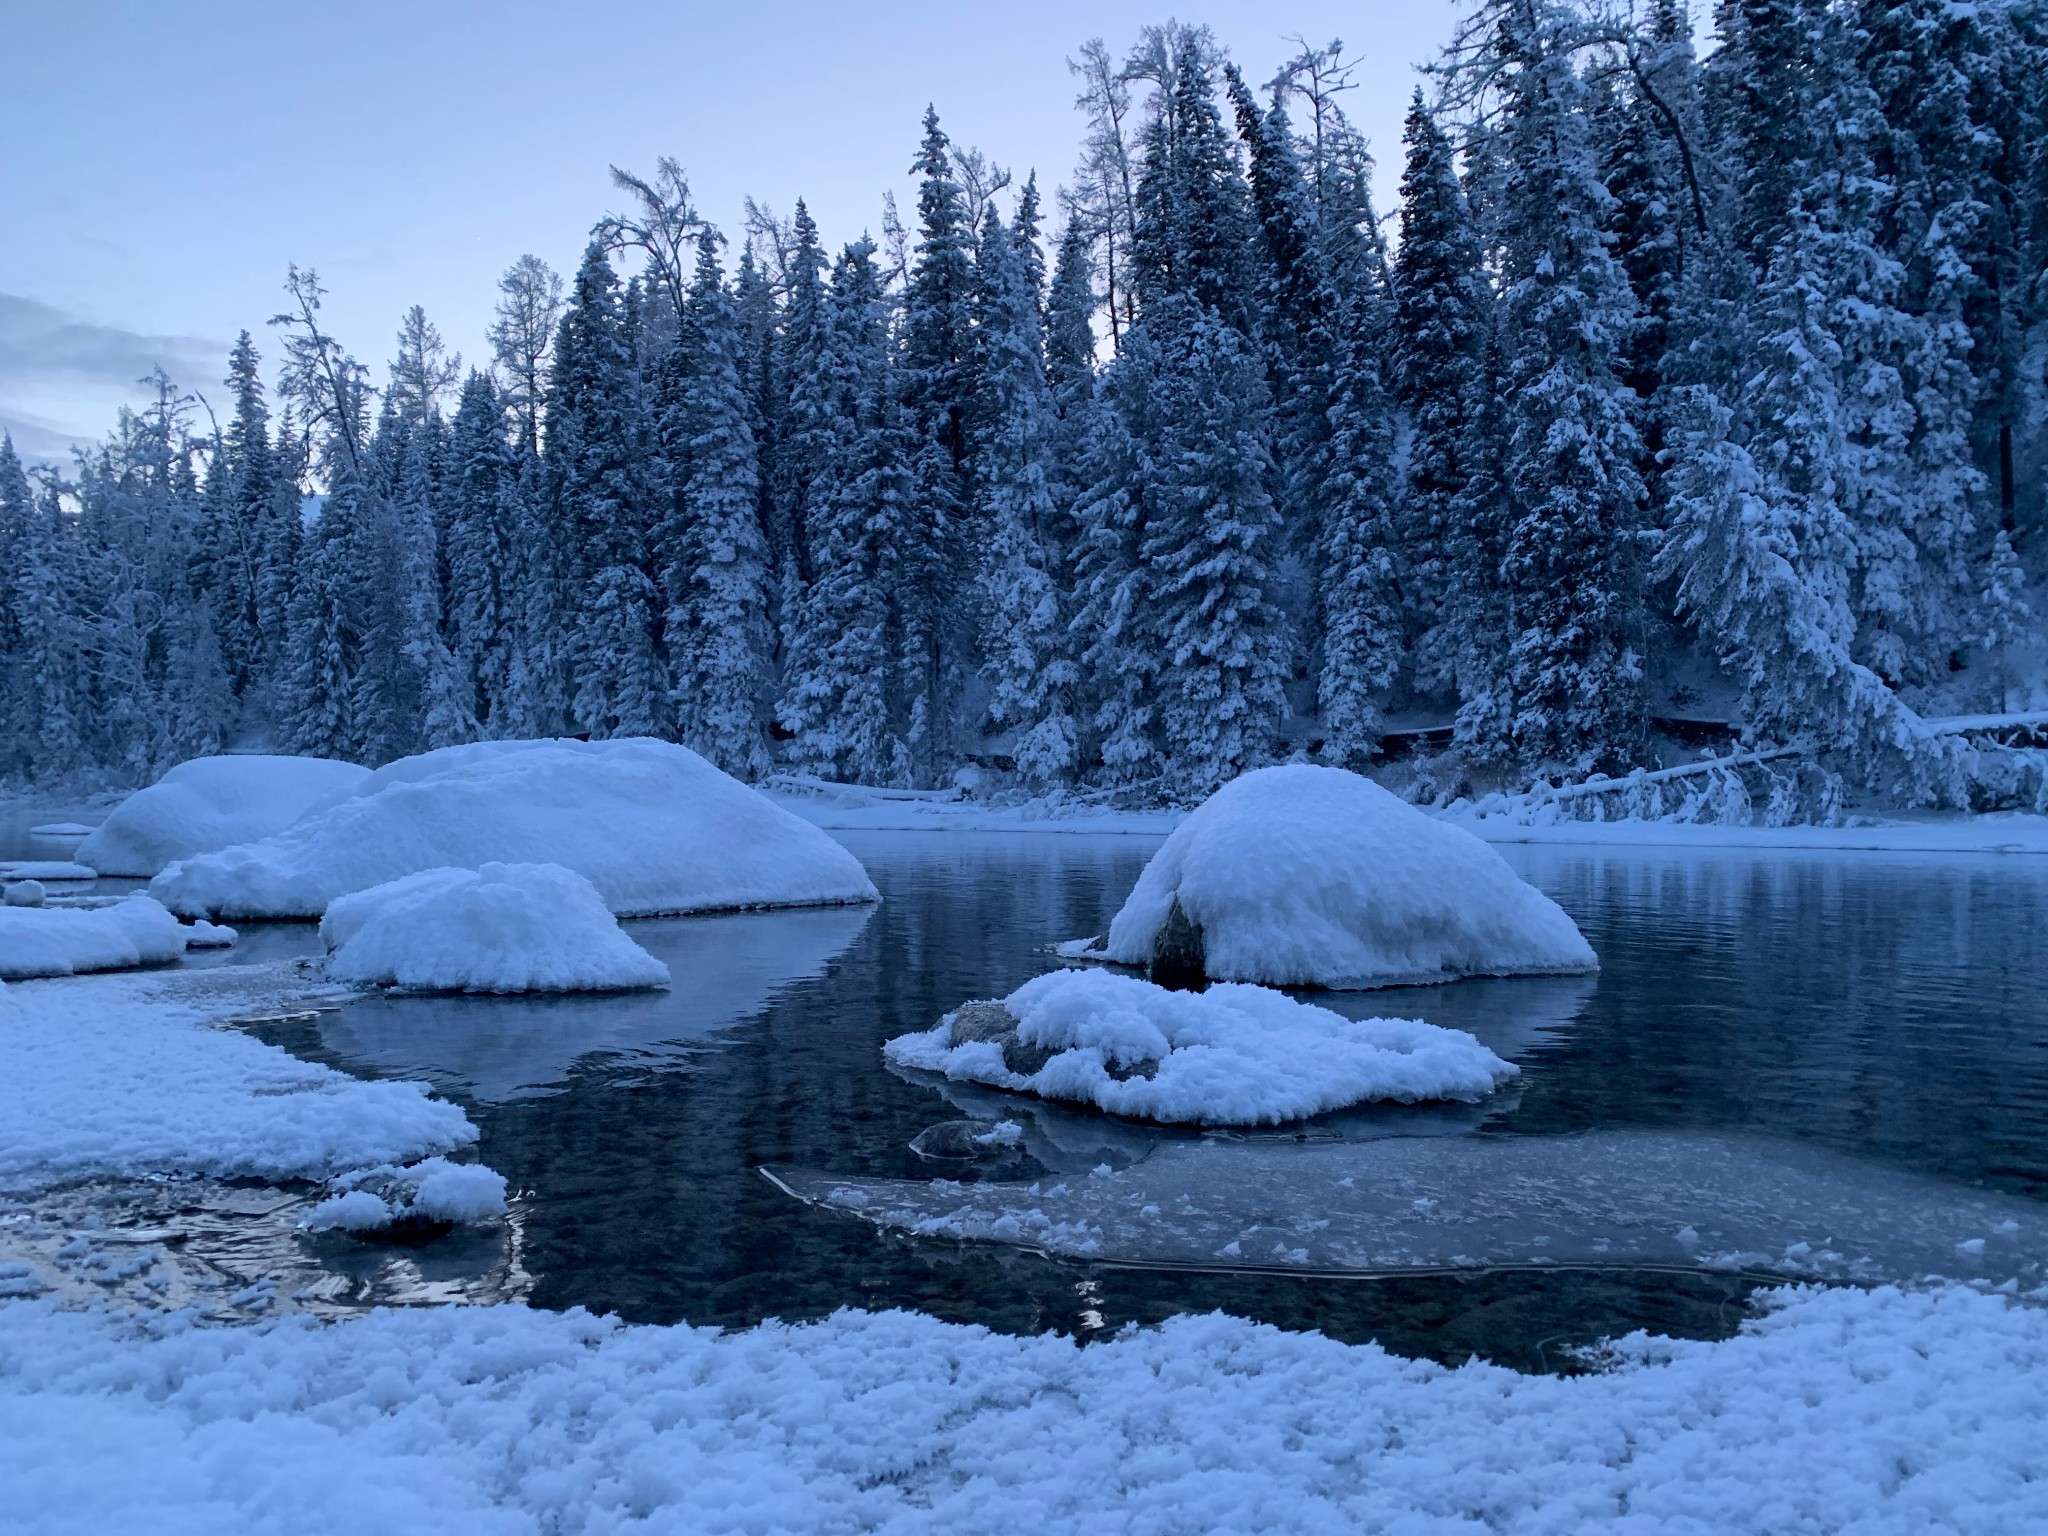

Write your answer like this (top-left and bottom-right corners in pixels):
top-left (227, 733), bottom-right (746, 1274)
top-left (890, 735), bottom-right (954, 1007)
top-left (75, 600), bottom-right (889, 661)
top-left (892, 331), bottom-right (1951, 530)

top-left (1, 0), bottom-right (1462, 456)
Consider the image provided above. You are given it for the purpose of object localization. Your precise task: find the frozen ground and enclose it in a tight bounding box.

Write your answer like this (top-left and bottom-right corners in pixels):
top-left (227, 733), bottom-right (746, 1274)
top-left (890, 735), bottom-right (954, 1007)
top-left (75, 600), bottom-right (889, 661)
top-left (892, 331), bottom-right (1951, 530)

top-left (152, 738), bottom-right (879, 919)
top-left (2, 1282), bottom-right (2045, 1534)
top-left (765, 781), bottom-right (2048, 854)
top-left (886, 969), bottom-right (1516, 1124)
top-left (0, 966), bottom-right (478, 1188)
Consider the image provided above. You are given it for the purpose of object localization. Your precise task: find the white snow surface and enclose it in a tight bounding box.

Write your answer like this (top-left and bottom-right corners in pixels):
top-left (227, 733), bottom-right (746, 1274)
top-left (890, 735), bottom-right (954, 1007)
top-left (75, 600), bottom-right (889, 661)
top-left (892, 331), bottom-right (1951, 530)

top-left (885, 969), bottom-right (1517, 1125)
top-left (77, 755), bottom-right (370, 877)
top-left (300, 1158), bottom-right (509, 1231)
top-left (0, 895), bottom-right (218, 980)
top-left (0, 863), bottom-right (96, 882)
top-left (2, 1282), bottom-right (2044, 1534)
top-left (0, 970), bottom-right (477, 1187)
top-left (1091, 765), bottom-right (1597, 988)
top-left (322, 863), bottom-right (671, 994)
top-left (150, 738), bottom-right (879, 920)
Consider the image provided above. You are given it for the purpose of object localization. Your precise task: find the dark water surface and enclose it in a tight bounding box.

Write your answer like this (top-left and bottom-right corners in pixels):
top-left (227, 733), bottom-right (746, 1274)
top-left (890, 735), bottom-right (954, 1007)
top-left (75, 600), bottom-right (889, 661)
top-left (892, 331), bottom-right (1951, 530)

top-left (14, 810), bottom-right (2046, 1370)
top-left (277, 834), bottom-right (2048, 1370)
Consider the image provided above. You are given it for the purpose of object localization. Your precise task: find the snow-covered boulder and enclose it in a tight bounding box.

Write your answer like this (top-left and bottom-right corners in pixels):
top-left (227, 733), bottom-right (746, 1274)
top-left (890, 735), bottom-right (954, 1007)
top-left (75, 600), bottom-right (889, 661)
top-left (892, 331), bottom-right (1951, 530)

top-left (300, 1157), bottom-right (509, 1233)
top-left (1065, 765), bottom-right (1597, 989)
top-left (0, 893), bottom-right (227, 979)
top-left (322, 863), bottom-right (671, 994)
top-left (884, 968), bottom-right (1517, 1126)
top-left (150, 738), bottom-right (879, 920)
top-left (78, 755), bottom-right (371, 877)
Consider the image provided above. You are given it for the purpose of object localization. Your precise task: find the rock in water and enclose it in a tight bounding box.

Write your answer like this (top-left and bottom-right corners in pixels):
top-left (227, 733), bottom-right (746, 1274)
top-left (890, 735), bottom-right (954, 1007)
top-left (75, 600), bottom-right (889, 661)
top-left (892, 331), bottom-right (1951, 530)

top-left (1069, 765), bottom-right (1597, 990)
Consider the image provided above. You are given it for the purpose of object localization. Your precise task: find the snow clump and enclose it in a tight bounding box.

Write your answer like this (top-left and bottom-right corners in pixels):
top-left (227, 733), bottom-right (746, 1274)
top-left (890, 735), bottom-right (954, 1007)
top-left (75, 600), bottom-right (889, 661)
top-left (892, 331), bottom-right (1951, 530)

top-left (300, 1157), bottom-right (509, 1232)
top-left (321, 863), bottom-right (671, 994)
top-left (151, 737), bottom-right (879, 920)
top-left (1068, 764), bottom-right (1597, 988)
top-left (885, 967), bottom-right (1516, 1125)
top-left (0, 893), bottom-right (228, 979)
top-left (77, 754), bottom-right (371, 876)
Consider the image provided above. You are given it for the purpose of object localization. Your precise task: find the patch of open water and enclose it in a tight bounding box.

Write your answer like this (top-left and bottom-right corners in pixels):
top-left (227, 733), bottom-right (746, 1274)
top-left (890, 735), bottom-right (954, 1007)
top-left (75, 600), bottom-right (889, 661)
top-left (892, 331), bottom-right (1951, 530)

top-left (12, 812), bottom-right (2045, 1371)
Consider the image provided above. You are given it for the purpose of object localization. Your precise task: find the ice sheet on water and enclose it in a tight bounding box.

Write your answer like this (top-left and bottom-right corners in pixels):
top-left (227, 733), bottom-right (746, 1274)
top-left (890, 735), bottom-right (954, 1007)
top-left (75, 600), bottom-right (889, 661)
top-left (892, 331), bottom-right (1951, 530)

top-left (770, 1128), bottom-right (2048, 1287)
top-left (317, 902), bottom-right (875, 1100)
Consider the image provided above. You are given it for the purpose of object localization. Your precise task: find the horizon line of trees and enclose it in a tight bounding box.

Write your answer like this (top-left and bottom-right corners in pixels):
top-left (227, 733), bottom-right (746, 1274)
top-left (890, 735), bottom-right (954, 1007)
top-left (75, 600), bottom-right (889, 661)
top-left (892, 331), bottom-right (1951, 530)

top-left (3, 0), bottom-right (2045, 808)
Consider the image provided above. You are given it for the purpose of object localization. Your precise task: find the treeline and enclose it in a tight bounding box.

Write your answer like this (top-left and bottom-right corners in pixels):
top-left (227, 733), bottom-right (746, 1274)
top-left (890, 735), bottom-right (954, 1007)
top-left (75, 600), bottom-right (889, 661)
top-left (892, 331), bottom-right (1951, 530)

top-left (2, 0), bottom-right (2044, 805)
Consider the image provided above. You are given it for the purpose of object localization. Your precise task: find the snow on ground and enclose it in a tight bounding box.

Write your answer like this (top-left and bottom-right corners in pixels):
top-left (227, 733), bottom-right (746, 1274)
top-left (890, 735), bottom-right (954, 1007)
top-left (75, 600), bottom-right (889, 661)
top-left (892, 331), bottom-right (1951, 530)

top-left (26, 824), bottom-right (94, 839)
top-left (1454, 807), bottom-right (2048, 854)
top-left (0, 968), bottom-right (478, 1188)
top-left (1070, 765), bottom-right (1597, 988)
top-left (151, 738), bottom-right (879, 920)
top-left (768, 779), bottom-right (1182, 835)
top-left (76, 755), bottom-right (371, 877)
top-left (0, 895), bottom-right (226, 980)
top-left (322, 863), bottom-right (671, 994)
top-left (885, 969), bottom-right (1516, 1125)
top-left (0, 862), bottom-right (96, 882)
top-left (1, 1281), bottom-right (2044, 1534)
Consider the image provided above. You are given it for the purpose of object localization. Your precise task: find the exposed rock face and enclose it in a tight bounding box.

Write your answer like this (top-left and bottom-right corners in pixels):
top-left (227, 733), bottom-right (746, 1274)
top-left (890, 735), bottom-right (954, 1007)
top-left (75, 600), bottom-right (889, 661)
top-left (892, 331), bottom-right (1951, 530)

top-left (942, 998), bottom-right (1160, 1081)
top-left (1147, 898), bottom-right (1206, 991)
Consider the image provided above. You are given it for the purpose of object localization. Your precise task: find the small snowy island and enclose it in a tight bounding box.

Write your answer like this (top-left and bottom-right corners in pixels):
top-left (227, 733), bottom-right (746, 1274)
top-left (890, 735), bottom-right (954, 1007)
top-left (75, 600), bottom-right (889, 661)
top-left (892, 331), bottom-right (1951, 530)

top-left (885, 968), bottom-right (1517, 1125)
top-left (321, 862), bottom-right (671, 994)
top-left (1064, 764), bottom-right (1598, 989)
top-left (149, 737), bottom-right (879, 920)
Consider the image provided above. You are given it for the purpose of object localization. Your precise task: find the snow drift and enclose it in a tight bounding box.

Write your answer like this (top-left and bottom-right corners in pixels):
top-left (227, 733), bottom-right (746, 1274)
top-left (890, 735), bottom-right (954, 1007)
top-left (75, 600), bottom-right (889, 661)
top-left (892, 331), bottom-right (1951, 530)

top-left (300, 1157), bottom-right (509, 1232)
top-left (322, 863), bottom-right (671, 994)
top-left (0, 894), bottom-right (230, 980)
top-left (884, 968), bottom-right (1516, 1125)
top-left (1066, 765), bottom-right (1597, 988)
top-left (77, 754), bottom-right (371, 877)
top-left (149, 738), bottom-right (879, 920)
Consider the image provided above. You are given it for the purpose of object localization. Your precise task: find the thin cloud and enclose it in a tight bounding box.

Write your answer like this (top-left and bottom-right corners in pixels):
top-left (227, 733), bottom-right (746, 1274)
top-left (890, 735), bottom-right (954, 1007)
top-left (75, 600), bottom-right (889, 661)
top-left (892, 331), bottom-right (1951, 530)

top-left (0, 292), bottom-right (227, 395)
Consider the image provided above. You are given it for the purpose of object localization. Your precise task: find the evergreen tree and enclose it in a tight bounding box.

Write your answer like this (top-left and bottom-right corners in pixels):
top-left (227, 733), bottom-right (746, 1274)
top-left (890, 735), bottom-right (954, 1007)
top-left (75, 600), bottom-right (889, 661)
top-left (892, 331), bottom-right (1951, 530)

top-left (658, 229), bottom-right (773, 776)
top-left (549, 242), bottom-right (669, 739)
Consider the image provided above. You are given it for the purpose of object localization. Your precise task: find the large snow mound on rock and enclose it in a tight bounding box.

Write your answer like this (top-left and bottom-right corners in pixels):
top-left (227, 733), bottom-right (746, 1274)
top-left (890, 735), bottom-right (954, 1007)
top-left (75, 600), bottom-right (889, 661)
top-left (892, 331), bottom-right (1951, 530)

top-left (322, 863), bottom-right (671, 994)
top-left (150, 738), bottom-right (880, 920)
top-left (1075, 765), bottom-right (1597, 989)
top-left (884, 968), bottom-right (1516, 1125)
top-left (0, 894), bottom-right (224, 980)
top-left (77, 755), bottom-right (370, 877)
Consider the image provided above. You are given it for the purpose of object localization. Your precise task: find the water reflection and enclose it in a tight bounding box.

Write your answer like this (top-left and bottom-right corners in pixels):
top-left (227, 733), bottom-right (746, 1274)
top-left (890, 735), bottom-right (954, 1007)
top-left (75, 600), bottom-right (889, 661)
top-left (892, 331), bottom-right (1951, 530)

top-left (318, 904), bottom-right (875, 1101)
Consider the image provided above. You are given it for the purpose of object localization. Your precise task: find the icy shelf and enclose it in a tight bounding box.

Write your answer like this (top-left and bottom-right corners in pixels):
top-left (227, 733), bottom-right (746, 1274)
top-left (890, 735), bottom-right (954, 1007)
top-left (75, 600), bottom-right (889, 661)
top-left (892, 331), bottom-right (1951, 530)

top-left (768, 1128), bottom-right (2048, 1287)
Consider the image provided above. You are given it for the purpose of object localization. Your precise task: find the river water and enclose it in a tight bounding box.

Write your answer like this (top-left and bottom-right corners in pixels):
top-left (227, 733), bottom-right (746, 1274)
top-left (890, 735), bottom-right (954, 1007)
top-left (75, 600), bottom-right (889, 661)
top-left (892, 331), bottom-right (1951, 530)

top-left (11, 817), bottom-right (2047, 1370)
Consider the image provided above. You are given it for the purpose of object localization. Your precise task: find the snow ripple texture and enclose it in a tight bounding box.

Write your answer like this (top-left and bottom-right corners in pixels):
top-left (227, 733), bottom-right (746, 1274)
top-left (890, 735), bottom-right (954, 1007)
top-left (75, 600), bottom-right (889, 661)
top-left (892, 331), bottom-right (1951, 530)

top-left (77, 754), bottom-right (371, 877)
top-left (0, 971), bottom-right (477, 1188)
top-left (886, 969), bottom-right (1517, 1124)
top-left (1, 1283), bottom-right (2044, 1534)
top-left (149, 738), bottom-right (880, 920)
top-left (322, 863), bottom-right (671, 994)
top-left (1097, 764), bottom-right (1599, 987)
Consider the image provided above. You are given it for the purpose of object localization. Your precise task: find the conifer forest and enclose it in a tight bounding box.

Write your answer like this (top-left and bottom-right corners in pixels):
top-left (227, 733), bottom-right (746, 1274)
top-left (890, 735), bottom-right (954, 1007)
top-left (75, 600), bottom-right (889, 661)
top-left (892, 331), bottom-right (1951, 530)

top-left (4, 0), bottom-right (2046, 814)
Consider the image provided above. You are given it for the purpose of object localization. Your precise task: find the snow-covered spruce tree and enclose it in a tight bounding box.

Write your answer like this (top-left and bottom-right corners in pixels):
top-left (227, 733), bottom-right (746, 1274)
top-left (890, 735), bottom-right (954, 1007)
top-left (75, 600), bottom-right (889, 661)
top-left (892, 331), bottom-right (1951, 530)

top-left (776, 241), bottom-right (911, 784)
top-left (1390, 93), bottom-right (1497, 697)
top-left (896, 109), bottom-right (977, 784)
top-left (0, 437), bottom-right (89, 781)
top-left (193, 332), bottom-right (287, 699)
top-left (549, 242), bottom-right (669, 740)
top-left (767, 202), bottom-right (830, 655)
top-left (970, 206), bottom-right (1077, 790)
top-left (1467, 0), bottom-right (1650, 776)
top-left (656, 228), bottom-right (772, 777)
top-left (440, 371), bottom-right (524, 738)
top-left (488, 254), bottom-right (562, 461)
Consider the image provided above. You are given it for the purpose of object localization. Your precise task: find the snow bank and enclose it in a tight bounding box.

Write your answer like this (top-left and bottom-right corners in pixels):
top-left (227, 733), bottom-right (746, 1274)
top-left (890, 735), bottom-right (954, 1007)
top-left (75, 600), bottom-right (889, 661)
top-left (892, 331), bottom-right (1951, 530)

top-left (1072, 765), bottom-right (1596, 988)
top-left (1, 1282), bottom-right (2043, 1533)
top-left (0, 894), bottom-right (221, 980)
top-left (150, 738), bottom-right (879, 920)
top-left (0, 862), bottom-right (95, 882)
top-left (884, 968), bottom-right (1515, 1125)
top-left (300, 1157), bottom-right (509, 1232)
top-left (0, 970), bottom-right (478, 1188)
top-left (321, 863), bottom-right (670, 994)
top-left (77, 755), bottom-right (370, 877)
